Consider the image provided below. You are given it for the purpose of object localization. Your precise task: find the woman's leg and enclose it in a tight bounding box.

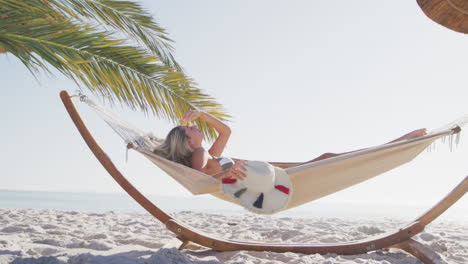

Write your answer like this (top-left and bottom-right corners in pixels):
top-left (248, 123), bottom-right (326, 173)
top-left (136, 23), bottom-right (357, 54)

top-left (301, 129), bottom-right (427, 165)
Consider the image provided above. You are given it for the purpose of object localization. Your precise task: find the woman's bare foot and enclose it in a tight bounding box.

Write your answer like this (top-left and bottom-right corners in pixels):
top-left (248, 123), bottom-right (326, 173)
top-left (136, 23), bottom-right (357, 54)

top-left (401, 128), bottom-right (427, 140)
top-left (387, 128), bottom-right (427, 144)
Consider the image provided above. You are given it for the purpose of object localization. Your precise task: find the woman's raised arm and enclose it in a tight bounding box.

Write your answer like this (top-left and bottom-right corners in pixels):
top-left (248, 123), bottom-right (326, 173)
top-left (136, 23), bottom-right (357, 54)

top-left (182, 110), bottom-right (231, 157)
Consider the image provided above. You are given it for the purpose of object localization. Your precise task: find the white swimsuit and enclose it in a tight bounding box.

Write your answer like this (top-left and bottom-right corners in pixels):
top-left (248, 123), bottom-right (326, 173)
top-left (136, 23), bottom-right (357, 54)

top-left (215, 157), bottom-right (234, 171)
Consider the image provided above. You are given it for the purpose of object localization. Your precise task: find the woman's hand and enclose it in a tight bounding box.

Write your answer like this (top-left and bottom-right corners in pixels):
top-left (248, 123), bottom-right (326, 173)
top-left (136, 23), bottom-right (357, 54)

top-left (181, 110), bottom-right (202, 123)
top-left (223, 161), bottom-right (248, 180)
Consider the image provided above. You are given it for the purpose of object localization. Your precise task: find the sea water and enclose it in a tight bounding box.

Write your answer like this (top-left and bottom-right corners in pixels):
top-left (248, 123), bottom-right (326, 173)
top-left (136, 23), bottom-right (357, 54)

top-left (0, 189), bottom-right (466, 223)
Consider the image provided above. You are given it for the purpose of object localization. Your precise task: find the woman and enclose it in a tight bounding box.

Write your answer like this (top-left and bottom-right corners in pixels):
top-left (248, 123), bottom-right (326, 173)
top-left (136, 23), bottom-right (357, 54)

top-left (153, 110), bottom-right (427, 180)
top-left (153, 110), bottom-right (248, 180)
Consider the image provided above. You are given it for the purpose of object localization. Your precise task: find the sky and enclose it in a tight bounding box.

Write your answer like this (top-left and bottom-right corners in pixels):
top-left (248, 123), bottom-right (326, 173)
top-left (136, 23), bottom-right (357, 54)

top-left (0, 0), bottom-right (467, 216)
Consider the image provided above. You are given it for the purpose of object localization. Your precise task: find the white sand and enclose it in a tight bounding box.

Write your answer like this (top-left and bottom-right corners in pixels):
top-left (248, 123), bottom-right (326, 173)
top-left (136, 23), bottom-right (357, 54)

top-left (1, 209), bottom-right (467, 264)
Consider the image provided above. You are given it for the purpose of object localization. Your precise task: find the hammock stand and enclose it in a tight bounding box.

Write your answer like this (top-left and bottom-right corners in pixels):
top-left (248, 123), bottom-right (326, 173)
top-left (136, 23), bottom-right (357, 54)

top-left (60, 90), bottom-right (467, 264)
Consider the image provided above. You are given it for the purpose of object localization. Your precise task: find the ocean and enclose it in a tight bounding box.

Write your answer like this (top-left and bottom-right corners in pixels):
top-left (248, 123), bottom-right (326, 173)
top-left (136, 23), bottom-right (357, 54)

top-left (1, 189), bottom-right (466, 223)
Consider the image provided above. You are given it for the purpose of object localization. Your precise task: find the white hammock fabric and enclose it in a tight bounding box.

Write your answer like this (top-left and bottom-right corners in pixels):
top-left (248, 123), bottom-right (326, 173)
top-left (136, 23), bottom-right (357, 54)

top-left (79, 94), bottom-right (466, 213)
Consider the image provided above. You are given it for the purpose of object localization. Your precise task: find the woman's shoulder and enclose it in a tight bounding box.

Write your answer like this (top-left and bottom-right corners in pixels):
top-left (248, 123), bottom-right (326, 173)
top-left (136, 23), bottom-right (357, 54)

top-left (191, 147), bottom-right (214, 172)
top-left (192, 147), bottom-right (207, 155)
top-left (191, 147), bottom-right (210, 163)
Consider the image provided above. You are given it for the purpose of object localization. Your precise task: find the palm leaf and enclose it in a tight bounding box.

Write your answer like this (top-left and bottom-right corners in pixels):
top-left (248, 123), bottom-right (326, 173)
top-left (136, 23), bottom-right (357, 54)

top-left (0, 0), bottom-right (229, 140)
top-left (49, 0), bottom-right (183, 71)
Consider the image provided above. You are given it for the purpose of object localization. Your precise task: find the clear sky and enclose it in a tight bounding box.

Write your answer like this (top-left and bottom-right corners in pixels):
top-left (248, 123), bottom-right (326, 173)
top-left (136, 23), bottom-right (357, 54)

top-left (1, 1), bottom-right (467, 215)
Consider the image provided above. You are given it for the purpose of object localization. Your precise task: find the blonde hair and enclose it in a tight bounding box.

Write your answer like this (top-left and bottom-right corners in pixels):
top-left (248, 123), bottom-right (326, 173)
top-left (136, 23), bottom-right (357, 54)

top-left (153, 126), bottom-right (194, 167)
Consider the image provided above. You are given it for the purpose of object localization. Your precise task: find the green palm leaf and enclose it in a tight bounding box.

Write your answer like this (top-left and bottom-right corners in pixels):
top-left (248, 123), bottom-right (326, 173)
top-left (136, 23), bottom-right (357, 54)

top-left (52, 0), bottom-right (183, 71)
top-left (0, 0), bottom-right (229, 140)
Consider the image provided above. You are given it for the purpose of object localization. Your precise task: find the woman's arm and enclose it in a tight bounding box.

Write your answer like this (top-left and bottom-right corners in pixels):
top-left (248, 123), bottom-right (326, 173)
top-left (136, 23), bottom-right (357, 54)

top-left (182, 110), bottom-right (231, 157)
top-left (212, 161), bottom-right (247, 180)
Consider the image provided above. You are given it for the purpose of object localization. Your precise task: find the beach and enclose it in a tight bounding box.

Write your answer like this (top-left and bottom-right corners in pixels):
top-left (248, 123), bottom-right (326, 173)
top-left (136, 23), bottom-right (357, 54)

top-left (1, 208), bottom-right (467, 264)
top-left (2, 0), bottom-right (468, 263)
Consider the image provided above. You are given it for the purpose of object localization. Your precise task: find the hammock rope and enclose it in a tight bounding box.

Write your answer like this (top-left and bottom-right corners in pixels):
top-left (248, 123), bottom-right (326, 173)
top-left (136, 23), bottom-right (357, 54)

top-left (431, 115), bottom-right (467, 151)
top-left (78, 92), bottom-right (163, 154)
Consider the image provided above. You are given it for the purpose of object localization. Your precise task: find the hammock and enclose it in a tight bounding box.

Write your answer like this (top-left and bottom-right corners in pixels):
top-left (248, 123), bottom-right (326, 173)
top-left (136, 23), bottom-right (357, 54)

top-left (74, 91), bottom-right (467, 213)
top-left (60, 90), bottom-right (468, 263)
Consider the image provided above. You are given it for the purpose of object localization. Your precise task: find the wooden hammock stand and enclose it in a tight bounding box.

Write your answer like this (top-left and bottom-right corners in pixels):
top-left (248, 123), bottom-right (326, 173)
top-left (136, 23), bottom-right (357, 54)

top-left (60, 90), bottom-right (467, 264)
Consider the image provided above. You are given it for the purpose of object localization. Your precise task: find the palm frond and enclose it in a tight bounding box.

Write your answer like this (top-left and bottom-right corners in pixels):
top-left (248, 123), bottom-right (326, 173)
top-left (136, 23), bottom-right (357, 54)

top-left (49, 0), bottom-right (183, 71)
top-left (0, 0), bottom-right (229, 140)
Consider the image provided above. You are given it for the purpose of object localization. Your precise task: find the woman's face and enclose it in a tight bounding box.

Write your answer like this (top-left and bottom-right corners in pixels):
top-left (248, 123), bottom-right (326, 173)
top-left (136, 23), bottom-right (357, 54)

top-left (182, 125), bottom-right (204, 147)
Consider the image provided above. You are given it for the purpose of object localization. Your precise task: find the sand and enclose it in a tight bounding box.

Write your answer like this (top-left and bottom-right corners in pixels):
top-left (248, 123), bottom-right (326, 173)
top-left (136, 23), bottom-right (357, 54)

top-left (1, 208), bottom-right (467, 264)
